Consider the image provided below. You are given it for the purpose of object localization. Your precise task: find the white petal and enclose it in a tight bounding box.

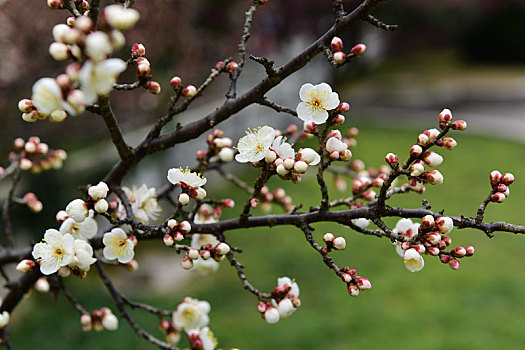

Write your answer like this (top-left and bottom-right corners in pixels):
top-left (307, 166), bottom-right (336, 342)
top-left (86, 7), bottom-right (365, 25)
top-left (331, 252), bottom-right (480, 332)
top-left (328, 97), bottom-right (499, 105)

top-left (310, 109), bottom-right (329, 124)
top-left (296, 102), bottom-right (314, 122)
top-left (167, 168), bottom-right (183, 185)
top-left (325, 92), bottom-right (340, 110)
top-left (299, 83), bottom-right (314, 101)
top-left (315, 82), bottom-right (333, 95)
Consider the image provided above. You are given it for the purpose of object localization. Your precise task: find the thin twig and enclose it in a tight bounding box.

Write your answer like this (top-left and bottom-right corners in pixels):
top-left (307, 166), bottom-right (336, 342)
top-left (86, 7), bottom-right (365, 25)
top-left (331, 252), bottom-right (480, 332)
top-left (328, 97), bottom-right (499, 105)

top-left (58, 277), bottom-right (89, 315)
top-left (258, 97), bottom-right (297, 117)
top-left (366, 14), bottom-right (398, 31)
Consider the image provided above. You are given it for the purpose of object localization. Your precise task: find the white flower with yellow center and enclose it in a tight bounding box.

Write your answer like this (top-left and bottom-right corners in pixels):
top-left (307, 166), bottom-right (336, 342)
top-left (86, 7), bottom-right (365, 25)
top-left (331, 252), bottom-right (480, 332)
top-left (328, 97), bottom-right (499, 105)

top-left (403, 248), bottom-right (424, 272)
top-left (32, 229), bottom-right (75, 275)
top-left (79, 58), bottom-right (127, 105)
top-left (272, 136), bottom-right (295, 159)
top-left (199, 327), bottom-right (218, 350)
top-left (102, 228), bottom-right (134, 264)
top-left (167, 167), bottom-right (207, 189)
top-left (235, 126), bottom-right (275, 163)
top-left (60, 209), bottom-right (98, 240)
top-left (31, 78), bottom-right (75, 116)
top-left (173, 297), bottom-right (211, 331)
top-left (296, 83), bottom-right (340, 124)
top-left (121, 184), bottom-right (161, 223)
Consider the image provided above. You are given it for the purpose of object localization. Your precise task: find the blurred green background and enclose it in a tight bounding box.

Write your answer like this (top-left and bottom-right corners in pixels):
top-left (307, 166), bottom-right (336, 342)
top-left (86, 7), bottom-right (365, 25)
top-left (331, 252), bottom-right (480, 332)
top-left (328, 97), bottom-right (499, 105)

top-left (2, 0), bottom-right (525, 349)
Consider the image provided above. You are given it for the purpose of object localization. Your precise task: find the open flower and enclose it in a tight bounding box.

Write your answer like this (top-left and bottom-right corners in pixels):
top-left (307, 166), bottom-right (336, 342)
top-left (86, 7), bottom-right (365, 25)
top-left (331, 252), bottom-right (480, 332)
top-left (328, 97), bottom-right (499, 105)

top-left (60, 209), bottom-right (98, 240)
top-left (32, 229), bottom-right (75, 275)
top-left (235, 126), bottom-right (275, 163)
top-left (199, 327), bottom-right (217, 350)
top-left (79, 58), bottom-right (127, 105)
top-left (326, 137), bottom-right (348, 153)
top-left (296, 83), bottom-right (340, 124)
top-left (102, 228), bottom-right (134, 264)
top-left (70, 240), bottom-right (97, 271)
top-left (277, 276), bottom-right (300, 298)
top-left (172, 297), bottom-right (211, 331)
top-left (403, 248), bottom-right (424, 272)
top-left (393, 218), bottom-right (420, 240)
top-left (272, 136), bottom-right (295, 159)
top-left (120, 184), bottom-right (161, 223)
top-left (104, 4), bottom-right (140, 31)
top-left (167, 168), bottom-right (207, 190)
top-left (31, 77), bottom-right (75, 116)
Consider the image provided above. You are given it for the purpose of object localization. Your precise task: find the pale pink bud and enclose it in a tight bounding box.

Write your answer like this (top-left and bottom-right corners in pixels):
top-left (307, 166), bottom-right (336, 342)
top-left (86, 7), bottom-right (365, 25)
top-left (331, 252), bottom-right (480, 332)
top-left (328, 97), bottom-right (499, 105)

top-left (257, 302), bottom-right (267, 313)
top-left (179, 221), bottom-right (191, 233)
top-left (18, 99), bottom-right (34, 113)
top-left (182, 85), bottom-right (197, 98)
top-left (178, 193), bottom-right (190, 206)
top-left (221, 198), bottom-right (235, 208)
top-left (348, 284), bottom-right (360, 296)
top-left (449, 258), bottom-right (460, 270)
top-left (276, 164), bottom-right (289, 177)
top-left (356, 278), bottom-right (371, 290)
top-left (409, 144), bottom-right (423, 158)
top-left (502, 173), bottom-right (515, 186)
top-left (137, 63), bottom-right (151, 77)
top-left (333, 51), bottom-right (346, 64)
top-left (340, 149), bottom-right (352, 161)
top-left (36, 143), bottom-right (49, 155)
top-left (163, 234), bottom-right (174, 246)
top-left (80, 314), bottom-right (92, 331)
top-left (49, 42), bottom-right (70, 61)
top-left (453, 246), bottom-right (466, 258)
top-left (423, 151), bottom-right (443, 167)
top-left (417, 133), bottom-right (430, 146)
top-left (16, 259), bottom-right (35, 273)
top-left (426, 232), bottom-right (441, 245)
top-left (427, 246), bottom-right (440, 256)
top-left (181, 256), bottom-right (193, 270)
top-left (361, 189), bottom-right (376, 201)
top-left (294, 160), bottom-right (308, 174)
top-left (173, 232), bottom-right (184, 241)
top-left (465, 246), bottom-right (475, 256)
top-left (385, 153), bottom-right (398, 167)
top-left (410, 178), bottom-right (424, 192)
top-left (440, 137), bottom-right (457, 150)
top-left (426, 170), bottom-right (443, 185)
top-left (131, 43), bottom-right (146, 57)
top-left (283, 158), bottom-right (295, 170)
top-left (74, 15), bottom-right (93, 32)
top-left (328, 130), bottom-right (342, 140)
top-left (329, 151), bottom-right (340, 160)
top-left (342, 273), bottom-right (353, 283)
top-left (338, 102), bottom-right (350, 113)
top-left (435, 216), bottom-right (453, 234)
top-left (323, 232), bottom-right (335, 243)
top-left (438, 108), bottom-right (453, 127)
top-left (491, 192), bottom-right (506, 203)
top-left (94, 199), bottom-right (108, 213)
top-left (335, 177), bottom-right (347, 192)
top-left (451, 120), bottom-right (467, 131)
top-left (332, 114), bottom-right (345, 125)
top-left (274, 158), bottom-right (284, 167)
top-left (250, 198), bottom-right (259, 208)
top-left (489, 170), bottom-right (502, 186)
top-left (24, 141), bottom-right (37, 154)
top-left (350, 43), bottom-right (366, 56)
top-left (170, 76), bottom-right (182, 90)
top-left (226, 61), bottom-right (238, 72)
top-left (410, 162), bottom-right (425, 177)
top-left (333, 237), bottom-right (346, 250)
top-left (47, 0), bottom-right (63, 9)
top-left (496, 184), bottom-right (508, 193)
top-left (200, 249), bottom-right (211, 260)
top-left (13, 138), bottom-right (25, 151)
top-left (264, 308), bottom-right (280, 324)
top-left (28, 200), bottom-right (43, 213)
top-left (331, 37), bottom-right (343, 51)
top-left (56, 210), bottom-right (68, 223)
top-left (35, 277), bottom-right (50, 293)
top-left (215, 242), bottom-right (230, 255)
top-left (303, 121), bottom-right (318, 134)
top-left (187, 248), bottom-right (199, 260)
top-left (420, 215), bottom-right (435, 229)
top-left (145, 81), bottom-right (161, 94)
top-left (167, 219), bottom-right (178, 230)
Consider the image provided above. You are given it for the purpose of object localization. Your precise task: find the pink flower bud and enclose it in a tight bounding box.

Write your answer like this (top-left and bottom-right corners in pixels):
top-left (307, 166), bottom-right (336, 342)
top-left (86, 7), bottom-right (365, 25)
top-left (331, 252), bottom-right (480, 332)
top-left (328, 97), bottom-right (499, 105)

top-left (423, 151), bottom-right (443, 167)
top-left (449, 258), bottom-right (460, 270)
top-left (167, 219), bottom-right (178, 230)
top-left (173, 232), bottom-right (184, 241)
top-left (170, 76), bottom-right (182, 90)
top-left (28, 200), bottom-right (43, 213)
top-left (340, 149), bottom-right (352, 162)
top-left (181, 256), bottom-right (193, 270)
top-left (342, 273), bottom-right (352, 283)
top-left (385, 153), bottom-right (398, 167)
top-left (347, 284), bottom-right (360, 296)
top-left (350, 43), bottom-right (366, 56)
top-left (338, 102), bottom-right (350, 113)
top-left (439, 254), bottom-right (450, 264)
top-left (465, 245), bottom-right (475, 256)
top-left (491, 192), bottom-right (506, 203)
top-left (131, 43), bottom-right (146, 57)
top-left (420, 215), bottom-right (435, 229)
top-left (331, 37), bottom-right (343, 51)
top-left (333, 237), bottom-right (346, 250)
top-left (489, 170), bottom-right (502, 186)
top-left (18, 99), bottom-right (34, 113)
top-left (226, 61), bottom-right (238, 72)
top-left (145, 81), bottom-right (161, 94)
top-left (361, 190), bottom-right (376, 202)
top-left (200, 249), bottom-right (211, 260)
top-left (332, 114), bottom-right (345, 125)
top-left (303, 121), bottom-right (318, 134)
top-left (182, 85), bottom-right (197, 98)
top-left (417, 133), bottom-right (430, 146)
top-left (323, 232), bottom-right (335, 243)
top-left (179, 221), bottom-right (191, 233)
top-left (409, 178), bottom-right (425, 192)
top-left (283, 158), bottom-right (295, 170)
top-left (356, 278), bottom-right (371, 290)
top-left (47, 0), bottom-right (63, 9)
top-left (409, 144), bottom-right (423, 158)
top-left (333, 51), bottom-right (346, 64)
top-left (502, 173), bottom-right (515, 186)
top-left (427, 246), bottom-right (440, 256)
top-left (435, 216), bottom-right (453, 234)
top-left (163, 234), bottom-right (174, 247)
top-left (453, 246), bottom-right (466, 258)
top-left (426, 170), bottom-right (443, 185)
top-left (442, 234), bottom-right (452, 245)
top-left (19, 158), bottom-right (32, 171)
top-left (35, 277), bottom-right (50, 293)
top-left (440, 137), bottom-right (457, 150)
top-left (426, 232), bottom-right (441, 245)
top-left (410, 162), bottom-right (425, 177)
top-left (186, 248), bottom-right (199, 260)
top-left (438, 108), bottom-right (453, 128)
top-left (450, 120), bottom-right (467, 131)
top-left (136, 63), bottom-right (151, 77)
top-left (16, 259), bottom-right (36, 273)
top-left (496, 184), bottom-right (508, 193)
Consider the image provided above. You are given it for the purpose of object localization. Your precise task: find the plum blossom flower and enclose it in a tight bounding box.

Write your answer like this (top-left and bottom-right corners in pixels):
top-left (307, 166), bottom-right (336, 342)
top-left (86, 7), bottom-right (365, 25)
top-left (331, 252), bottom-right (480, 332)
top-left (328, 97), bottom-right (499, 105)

top-left (277, 277), bottom-right (300, 298)
top-left (104, 5), bottom-right (140, 31)
top-left (79, 59), bottom-right (127, 105)
top-left (403, 248), bottom-right (424, 272)
top-left (393, 218), bottom-right (420, 240)
top-left (167, 167), bottom-right (207, 191)
top-left (173, 297), bottom-right (211, 331)
top-left (65, 199), bottom-right (89, 223)
top-left (32, 229), bottom-right (75, 275)
top-left (326, 137), bottom-right (348, 153)
top-left (85, 32), bottom-right (113, 62)
top-left (69, 240), bottom-right (97, 271)
top-left (272, 136), bottom-right (295, 159)
top-left (31, 78), bottom-right (75, 116)
top-left (120, 185), bottom-right (161, 223)
top-left (297, 148), bottom-right (320, 165)
top-left (199, 327), bottom-right (217, 350)
top-left (103, 228), bottom-right (134, 264)
top-left (296, 83), bottom-right (340, 124)
top-left (60, 209), bottom-right (98, 240)
top-left (234, 126), bottom-right (275, 163)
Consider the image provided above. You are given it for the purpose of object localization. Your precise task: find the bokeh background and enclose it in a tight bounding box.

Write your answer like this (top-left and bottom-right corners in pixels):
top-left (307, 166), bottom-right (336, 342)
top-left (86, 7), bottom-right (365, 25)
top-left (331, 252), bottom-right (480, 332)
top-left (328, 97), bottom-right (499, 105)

top-left (2, 0), bottom-right (525, 349)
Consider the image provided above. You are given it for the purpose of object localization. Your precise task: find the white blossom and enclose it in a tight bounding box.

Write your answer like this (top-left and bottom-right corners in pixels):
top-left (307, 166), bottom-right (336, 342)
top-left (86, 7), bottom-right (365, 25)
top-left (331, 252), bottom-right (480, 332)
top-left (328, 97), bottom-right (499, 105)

top-left (277, 298), bottom-right (295, 318)
top-left (65, 199), bottom-right (89, 223)
top-left (298, 148), bottom-right (320, 165)
top-left (172, 297), bottom-right (210, 331)
top-left (199, 327), bottom-right (217, 350)
top-left (60, 209), bottom-right (98, 240)
top-left (85, 32), bottom-right (113, 62)
top-left (167, 168), bottom-right (207, 189)
top-left (102, 311), bottom-right (119, 331)
top-left (104, 5), bottom-right (140, 31)
top-left (69, 240), bottom-right (97, 271)
top-left (190, 215), bottom-right (220, 275)
top-left (392, 218), bottom-right (419, 239)
top-left (326, 137), bottom-right (347, 153)
top-left (272, 136), bottom-right (295, 159)
top-left (120, 184), bottom-right (161, 223)
top-left (351, 218), bottom-right (370, 229)
top-left (264, 308), bottom-right (280, 324)
top-left (32, 229), bottom-right (75, 275)
top-left (277, 276), bottom-right (300, 298)
top-left (403, 248), bottom-right (424, 272)
top-left (79, 58), bottom-right (127, 105)
top-left (296, 83), bottom-right (340, 124)
top-left (102, 228), bottom-right (134, 264)
top-left (31, 78), bottom-right (75, 116)
top-left (234, 126), bottom-right (275, 163)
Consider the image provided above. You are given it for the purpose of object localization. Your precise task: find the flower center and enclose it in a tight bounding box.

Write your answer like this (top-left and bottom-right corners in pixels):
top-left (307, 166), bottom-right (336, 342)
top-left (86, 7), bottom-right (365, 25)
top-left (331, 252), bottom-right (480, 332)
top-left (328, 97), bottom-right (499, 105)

top-left (55, 248), bottom-right (64, 257)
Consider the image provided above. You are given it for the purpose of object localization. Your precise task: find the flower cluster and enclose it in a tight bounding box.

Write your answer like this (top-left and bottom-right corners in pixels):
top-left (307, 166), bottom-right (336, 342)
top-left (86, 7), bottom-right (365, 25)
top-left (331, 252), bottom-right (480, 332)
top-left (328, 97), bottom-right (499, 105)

top-left (8, 137), bottom-right (67, 174)
top-left (257, 186), bottom-right (294, 213)
top-left (340, 268), bottom-right (372, 297)
top-left (88, 181), bottom-right (110, 214)
top-left (22, 192), bottom-right (43, 214)
top-left (171, 297), bottom-right (217, 350)
top-left (325, 130), bottom-right (352, 162)
top-left (167, 167), bottom-right (208, 205)
top-left (163, 219), bottom-right (192, 245)
top-left (119, 184), bottom-right (161, 223)
top-left (131, 43), bottom-right (162, 94)
top-left (196, 129), bottom-right (235, 164)
top-left (80, 307), bottom-right (119, 332)
top-left (180, 237), bottom-right (231, 272)
top-left (20, 4), bottom-right (140, 122)
top-left (322, 232), bottom-right (347, 252)
top-left (102, 227), bottom-right (135, 264)
top-left (330, 36), bottom-right (367, 65)
top-left (258, 277), bottom-right (301, 324)
top-left (488, 170), bottom-right (515, 203)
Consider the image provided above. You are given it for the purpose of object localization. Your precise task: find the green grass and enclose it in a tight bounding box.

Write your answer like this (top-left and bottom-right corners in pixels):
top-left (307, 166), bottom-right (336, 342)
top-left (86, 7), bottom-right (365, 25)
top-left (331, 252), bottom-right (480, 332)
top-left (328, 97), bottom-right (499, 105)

top-left (9, 122), bottom-right (525, 349)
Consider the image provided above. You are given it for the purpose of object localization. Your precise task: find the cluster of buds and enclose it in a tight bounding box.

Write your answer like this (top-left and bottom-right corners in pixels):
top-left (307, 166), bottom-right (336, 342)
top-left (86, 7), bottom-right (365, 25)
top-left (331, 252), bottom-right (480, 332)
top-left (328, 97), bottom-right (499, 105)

top-left (215, 60), bottom-right (239, 74)
top-left (159, 319), bottom-right (181, 344)
top-left (87, 181), bottom-right (110, 213)
top-left (258, 278), bottom-right (300, 324)
top-left (301, 103), bottom-right (350, 139)
top-left (10, 137), bottom-right (67, 173)
top-left (163, 219), bottom-right (191, 246)
top-left (489, 170), bottom-right (514, 203)
top-left (170, 76), bottom-right (197, 98)
top-left (330, 36), bottom-right (367, 65)
top-left (22, 192), bottom-right (43, 213)
top-left (340, 267), bottom-right (372, 297)
top-left (196, 129), bottom-right (234, 164)
top-left (82, 308), bottom-right (119, 332)
top-left (131, 45), bottom-right (161, 94)
top-left (352, 169), bottom-right (389, 202)
top-left (257, 187), bottom-right (294, 213)
top-left (322, 232), bottom-right (347, 252)
top-left (326, 130), bottom-right (352, 162)
top-left (181, 241), bottom-right (231, 270)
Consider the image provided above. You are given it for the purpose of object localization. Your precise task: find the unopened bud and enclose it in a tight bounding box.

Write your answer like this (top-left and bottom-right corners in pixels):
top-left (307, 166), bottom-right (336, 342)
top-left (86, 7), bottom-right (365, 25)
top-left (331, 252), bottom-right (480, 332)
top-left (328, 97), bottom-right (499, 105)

top-left (347, 284), bottom-right (360, 296)
top-left (178, 193), bottom-right (190, 206)
top-left (465, 245), bottom-right (475, 256)
top-left (350, 43), bottom-right (366, 56)
top-left (426, 170), bottom-right (443, 185)
top-left (182, 85), bottom-right (197, 98)
top-left (435, 216), bottom-right (453, 234)
top-left (502, 173), bottom-right (515, 186)
top-left (333, 51), bottom-right (346, 64)
top-left (163, 234), bottom-right (174, 246)
top-left (385, 153), bottom-right (398, 167)
top-left (410, 162), bottom-right (425, 177)
top-left (323, 232), bottom-right (335, 243)
top-left (331, 36), bottom-right (343, 51)
top-left (226, 61), bottom-right (238, 72)
top-left (491, 192), bottom-right (506, 203)
top-left (333, 237), bottom-right (346, 250)
top-left (450, 120), bottom-right (467, 131)
top-left (453, 246), bottom-right (466, 258)
top-left (489, 170), bottom-right (502, 186)
top-left (179, 221), bottom-right (191, 233)
top-left (449, 258), bottom-right (460, 270)
top-left (145, 81), bottom-right (161, 94)
top-left (170, 76), bottom-right (182, 90)
top-left (16, 259), bottom-right (36, 273)
top-left (131, 43), bottom-right (146, 56)
top-left (167, 219), bottom-right (178, 230)
top-left (181, 256), bottom-right (193, 270)
top-left (187, 248), bottom-right (199, 260)
top-left (423, 151), bottom-right (443, 167)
